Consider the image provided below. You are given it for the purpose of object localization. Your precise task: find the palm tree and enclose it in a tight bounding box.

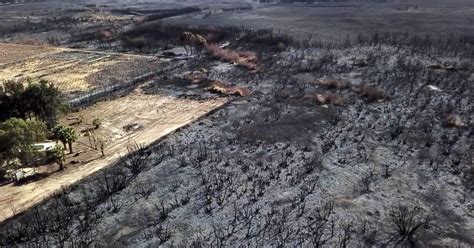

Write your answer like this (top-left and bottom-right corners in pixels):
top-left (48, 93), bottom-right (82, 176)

top-left (51, 145), bottom-right (65, 171)
top-left (52, 125), bottom-right (77, 154)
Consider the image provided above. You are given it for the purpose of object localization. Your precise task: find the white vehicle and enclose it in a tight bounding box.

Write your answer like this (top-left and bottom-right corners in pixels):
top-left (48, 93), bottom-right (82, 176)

top-left (7, 167), bottom-right (38, 183)
top-left (31, 140), bottom-right (58, 164)
top-left (32, 140), bottom-right (57, 153)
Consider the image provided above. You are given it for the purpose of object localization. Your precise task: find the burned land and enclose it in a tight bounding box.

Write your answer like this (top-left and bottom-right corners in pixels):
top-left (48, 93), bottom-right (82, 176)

top-left (0, 0), bottom-right (472, 247)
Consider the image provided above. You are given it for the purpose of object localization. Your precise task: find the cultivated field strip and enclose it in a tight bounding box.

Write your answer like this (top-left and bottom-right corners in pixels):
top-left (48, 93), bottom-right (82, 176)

top-left (0, 43), bottom-right (59, 65)
top-left (0, 43), bottom-right (160, 93)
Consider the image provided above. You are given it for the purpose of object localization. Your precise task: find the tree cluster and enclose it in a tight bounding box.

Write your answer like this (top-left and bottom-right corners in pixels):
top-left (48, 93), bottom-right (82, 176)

top-left (0, 79), bottom-right (69, 169)
top-left (0, 118), bottom-right (46, 166)
top-left (0, 79), bottom-right (67, 128)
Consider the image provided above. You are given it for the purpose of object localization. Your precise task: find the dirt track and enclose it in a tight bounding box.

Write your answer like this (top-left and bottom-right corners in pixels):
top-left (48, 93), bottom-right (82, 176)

top-left (0, 91), bottom-right (227, 222)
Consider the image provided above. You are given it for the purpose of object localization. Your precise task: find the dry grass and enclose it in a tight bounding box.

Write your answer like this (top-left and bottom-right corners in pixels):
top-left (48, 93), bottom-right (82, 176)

top-left (446, 114), bottom-right (467, 128)
top-left (206, 44), bottom-right (259, 72)
top-left (183, 69), bottom-right (209, 84)
top-left (206, 80), bottom-right (252, 97)
top-left (180, 31), bottom-right (259, 71)
top-left (314, 93), bottom-right (345, 106)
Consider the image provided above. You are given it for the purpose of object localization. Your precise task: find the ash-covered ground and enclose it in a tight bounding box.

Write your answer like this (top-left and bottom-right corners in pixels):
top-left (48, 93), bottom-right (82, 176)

top-left (1, 33), bottom-right (472, 247)
top-left (0, 1), bottom-right (473, 247)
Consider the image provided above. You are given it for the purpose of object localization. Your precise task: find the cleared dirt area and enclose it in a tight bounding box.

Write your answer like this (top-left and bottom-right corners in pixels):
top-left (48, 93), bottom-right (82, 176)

top-left (0, 43), bottom-right (160, 93)
top-left (0, 89), bottom-right (227, 222)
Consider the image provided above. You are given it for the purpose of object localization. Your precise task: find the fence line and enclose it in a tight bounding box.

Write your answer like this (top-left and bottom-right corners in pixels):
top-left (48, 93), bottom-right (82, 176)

top-left (68, 71), bottom-right (157, 108)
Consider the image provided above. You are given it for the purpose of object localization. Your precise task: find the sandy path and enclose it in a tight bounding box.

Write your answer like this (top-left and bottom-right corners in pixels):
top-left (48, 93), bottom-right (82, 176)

top-left (0, 93), bottom-right (227, 223)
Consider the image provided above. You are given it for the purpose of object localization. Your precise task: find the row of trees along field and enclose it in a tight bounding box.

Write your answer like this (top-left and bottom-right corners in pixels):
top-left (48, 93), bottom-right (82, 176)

top-left (0, 79), bottom-right (76, 175)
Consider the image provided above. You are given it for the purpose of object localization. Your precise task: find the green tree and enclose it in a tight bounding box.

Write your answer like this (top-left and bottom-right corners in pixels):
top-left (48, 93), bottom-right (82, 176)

top-left (51, 145), bottom-right (66, 171)
top-left (52, 125), bottom-right (77, 154)
top-left (22, 80), bottom-right (68, 127)
top-left (0, 79), bottom-right (68, 127)
top-left (0, 118), bottom-right (46, 166)
top-left (0, 80), bottom-right (26, 120)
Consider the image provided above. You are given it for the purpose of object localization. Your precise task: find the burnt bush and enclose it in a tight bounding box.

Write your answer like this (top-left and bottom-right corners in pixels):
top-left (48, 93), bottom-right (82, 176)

top-left (388, 204), bottom-right (432, 246)
top-left (112, 7), bottom-right (200, 16)
top-left (353, 32), bottom-right (474, 58)
top-left (238, 28), bottom-right (294, 51)
top-left (122, 143), bottom-right (151, 178)
top-left (360, 170), bottom-right (377, 194)
top-left (144, 7), bottom-right (201, 22)
top-left (97, 170), bottom-right (128, 198)
top-left (0, 22), bottom-right (51, 37)
top-left (69, 30), bottom-right (99, 43)
top-left (120, 23), bottom-right (295, 53)
top-left (44, 16), bottom-right (80, 25)
top-left (120, 23), bottom-right (240, 51)
top-left (357, 85), bottom-right (388, 103)
top-left (463, 163), bottom-right (474, 192)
